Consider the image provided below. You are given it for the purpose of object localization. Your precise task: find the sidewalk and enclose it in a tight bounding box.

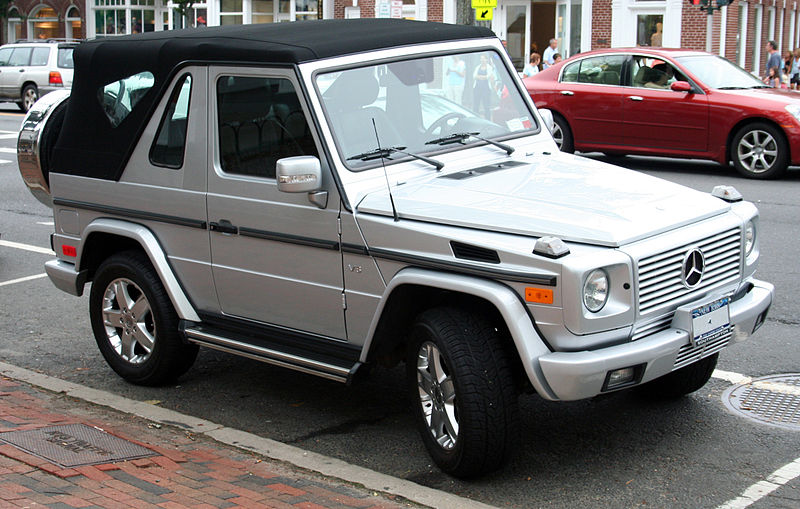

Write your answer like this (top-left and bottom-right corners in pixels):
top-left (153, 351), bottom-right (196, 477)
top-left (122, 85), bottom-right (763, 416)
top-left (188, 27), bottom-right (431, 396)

top-left (0, 371), bottom-right (411, 509)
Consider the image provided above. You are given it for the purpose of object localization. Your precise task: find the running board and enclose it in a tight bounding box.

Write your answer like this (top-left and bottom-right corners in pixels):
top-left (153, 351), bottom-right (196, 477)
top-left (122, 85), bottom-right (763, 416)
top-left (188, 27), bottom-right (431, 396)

top-left (181, 323), bottom-right (361, 384)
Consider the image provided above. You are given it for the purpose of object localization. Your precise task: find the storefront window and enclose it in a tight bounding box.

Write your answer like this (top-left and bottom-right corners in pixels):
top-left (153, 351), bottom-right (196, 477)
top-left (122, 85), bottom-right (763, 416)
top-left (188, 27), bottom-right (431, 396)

top-left (31, 7), bottom-right (59, 40)
top-left (295, 0), bottom-right (318, 20)
top-left (66, 7), bottom-right (83, 39)
top-left (220, 0), bottom-right (244, 25)
top-left (253, 0), bottom-right (274, 23)
top-left (636, 14), bottom-right (663, 47)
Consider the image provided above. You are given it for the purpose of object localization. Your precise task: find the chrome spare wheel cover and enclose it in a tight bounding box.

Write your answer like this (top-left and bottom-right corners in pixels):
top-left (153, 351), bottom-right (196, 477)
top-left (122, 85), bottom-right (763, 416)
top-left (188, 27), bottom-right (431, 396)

top-left (102, 278), bottom-right (156, 364)
top-left (416, 341), bottom-right (458, 450)
top-left (737, 129), bottom-right (778, 174)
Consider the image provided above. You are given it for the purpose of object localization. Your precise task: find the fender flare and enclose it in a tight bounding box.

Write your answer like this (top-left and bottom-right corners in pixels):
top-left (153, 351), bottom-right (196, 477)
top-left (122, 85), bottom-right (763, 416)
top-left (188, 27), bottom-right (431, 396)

top-left (361, 267), bottom-right (558, 400)
top-left (79, 218), bottom-right (201, 322)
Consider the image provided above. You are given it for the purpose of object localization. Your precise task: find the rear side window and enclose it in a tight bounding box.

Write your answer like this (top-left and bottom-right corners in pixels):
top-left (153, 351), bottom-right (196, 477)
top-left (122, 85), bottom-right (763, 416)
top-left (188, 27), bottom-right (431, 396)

top-left (99, 71), bottom-right (154, 127)
top-left (562, 55), bottom-right (625, 86)
top-left (217, 75), bottom-right (317, 179)
top-left (57, 48), bottom-right (74, 68)
top-left (150, 74), bottom-right (192, 168)
top-left (8, 47), bottom-right (32, 66)
top-left (0, 48), bottom-right (11, 66)
top-left (30, 47), bottom-right (49, 66)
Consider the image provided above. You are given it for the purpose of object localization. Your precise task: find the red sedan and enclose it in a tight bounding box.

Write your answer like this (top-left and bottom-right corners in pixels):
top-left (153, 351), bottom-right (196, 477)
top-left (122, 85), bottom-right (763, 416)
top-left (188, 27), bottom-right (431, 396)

top-left (523, 48), bottom-right (800, 179)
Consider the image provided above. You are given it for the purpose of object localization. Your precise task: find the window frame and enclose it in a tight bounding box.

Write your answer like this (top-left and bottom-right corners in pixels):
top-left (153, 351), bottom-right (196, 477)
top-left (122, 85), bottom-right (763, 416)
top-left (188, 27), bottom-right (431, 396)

top-left (149, 72), bottom-right (193, 169)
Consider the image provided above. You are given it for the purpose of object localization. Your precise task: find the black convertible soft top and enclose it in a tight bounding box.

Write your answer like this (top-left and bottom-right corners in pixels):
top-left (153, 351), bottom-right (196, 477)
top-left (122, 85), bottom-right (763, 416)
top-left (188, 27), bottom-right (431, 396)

top-left (52, 19), bottom-right (495, 180)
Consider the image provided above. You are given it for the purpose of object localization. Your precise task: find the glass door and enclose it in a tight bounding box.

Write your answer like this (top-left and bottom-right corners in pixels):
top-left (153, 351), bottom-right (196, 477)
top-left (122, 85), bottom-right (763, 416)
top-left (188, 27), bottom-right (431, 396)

top-left (498, 1), bottom-right (531, 71)
top-left (555, 0), bottom-right (582, 59)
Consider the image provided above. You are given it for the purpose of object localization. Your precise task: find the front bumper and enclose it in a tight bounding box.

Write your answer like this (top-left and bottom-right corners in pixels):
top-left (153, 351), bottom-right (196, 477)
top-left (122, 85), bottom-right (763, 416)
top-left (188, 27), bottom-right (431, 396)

top-left (537, 278), bottom-right (774, 401)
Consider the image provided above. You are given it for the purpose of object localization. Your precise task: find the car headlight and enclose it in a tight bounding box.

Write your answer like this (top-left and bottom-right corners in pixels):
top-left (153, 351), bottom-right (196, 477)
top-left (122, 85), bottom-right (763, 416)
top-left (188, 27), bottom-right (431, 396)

top-left (785, 104), bottom-right (800, 123)
top-left (745, 220), bottom-right (756, 256)
top-left (583, 269), bottom-right (609, 313)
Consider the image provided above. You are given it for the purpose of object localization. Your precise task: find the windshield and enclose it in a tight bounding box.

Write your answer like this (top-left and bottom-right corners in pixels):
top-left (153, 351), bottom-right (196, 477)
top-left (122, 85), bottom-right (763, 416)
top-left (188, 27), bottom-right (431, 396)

top-left (675, 55), bottom-right (767, 89)
top-left (315, 50), bottom-right (538, 170)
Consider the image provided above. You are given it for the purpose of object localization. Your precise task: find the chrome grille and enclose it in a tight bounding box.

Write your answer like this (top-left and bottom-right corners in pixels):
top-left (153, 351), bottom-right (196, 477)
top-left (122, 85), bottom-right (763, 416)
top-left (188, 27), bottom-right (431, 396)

top-left (673, 326), bottom-right (731, 370)
top-left (638, 227), bottom-right (741, 315)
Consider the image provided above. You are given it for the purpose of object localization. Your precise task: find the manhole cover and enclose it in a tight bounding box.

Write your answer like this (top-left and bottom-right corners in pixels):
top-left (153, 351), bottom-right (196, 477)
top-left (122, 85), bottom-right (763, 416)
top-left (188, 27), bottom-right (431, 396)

top-left (0, 423), bottom-right (156, 468)
top-left (723, 373), bottom-right (800, 431)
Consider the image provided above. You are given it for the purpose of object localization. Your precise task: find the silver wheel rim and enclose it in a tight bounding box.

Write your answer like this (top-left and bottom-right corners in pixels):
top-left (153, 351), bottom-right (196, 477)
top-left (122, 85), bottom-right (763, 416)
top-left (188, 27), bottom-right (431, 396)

top-left (102, 278), bottom-right (156, 364)
top-left (416, 341), bottom-right (458, 450)
top-left (737, 129), bottom-right (778, 174)
top-left (23, 88), bottom-right (37, 111)
top-left (551, 121), bottom-right (564, 150)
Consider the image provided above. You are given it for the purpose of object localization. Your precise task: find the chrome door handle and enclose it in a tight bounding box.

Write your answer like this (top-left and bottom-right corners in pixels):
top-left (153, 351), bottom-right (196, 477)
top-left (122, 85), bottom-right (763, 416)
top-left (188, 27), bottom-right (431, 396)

top-left (560, 90), bottom-right (574, 96)
top-left (629, 96), bottom-right (643, 101)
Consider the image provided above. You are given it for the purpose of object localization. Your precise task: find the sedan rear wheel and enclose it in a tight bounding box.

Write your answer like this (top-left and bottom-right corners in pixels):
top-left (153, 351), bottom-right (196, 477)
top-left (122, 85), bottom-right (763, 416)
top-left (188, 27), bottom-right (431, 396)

top-left (551, 113), bottom-right (574, 153)
top-left (731, 122), bottom-right (788, 179)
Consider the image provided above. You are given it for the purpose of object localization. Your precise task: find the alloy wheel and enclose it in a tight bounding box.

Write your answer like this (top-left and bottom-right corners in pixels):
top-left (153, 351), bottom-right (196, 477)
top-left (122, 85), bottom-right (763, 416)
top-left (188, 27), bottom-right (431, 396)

top-left (101, 278), bottom-right (156, 364)
top-left (416, 341), bottom-right (459, 450)
top-left (737, 129), bottom-right (778, 174)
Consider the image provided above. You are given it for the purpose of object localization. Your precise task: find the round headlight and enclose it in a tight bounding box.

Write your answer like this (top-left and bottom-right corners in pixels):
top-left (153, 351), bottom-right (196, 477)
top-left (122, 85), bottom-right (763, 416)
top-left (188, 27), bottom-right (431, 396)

top-left (745, 220), bottom-right (756, 256)
top-left (583, 269), bottom-right (609, 313)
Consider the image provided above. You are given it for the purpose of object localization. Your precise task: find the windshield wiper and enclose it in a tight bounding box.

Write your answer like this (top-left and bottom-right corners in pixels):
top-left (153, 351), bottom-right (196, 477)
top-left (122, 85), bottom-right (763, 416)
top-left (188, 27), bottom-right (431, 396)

top-left (716, 86), bottom-right (747, 90)
top-left (425, 132), bottom-right (514, 155)
top-left (748, 85), bottom-right (771, 89)
top-left (347, 146), bottom-right (444, 171)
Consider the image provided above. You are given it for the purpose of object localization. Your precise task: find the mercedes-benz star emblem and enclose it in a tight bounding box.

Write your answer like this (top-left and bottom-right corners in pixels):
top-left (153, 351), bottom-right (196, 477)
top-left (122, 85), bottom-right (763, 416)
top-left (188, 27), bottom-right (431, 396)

top-left (681, 248), bottom-right (705, 289)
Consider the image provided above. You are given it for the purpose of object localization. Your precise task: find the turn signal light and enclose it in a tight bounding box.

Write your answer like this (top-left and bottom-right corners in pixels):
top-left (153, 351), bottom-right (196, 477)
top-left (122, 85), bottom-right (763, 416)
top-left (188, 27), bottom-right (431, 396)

top-left (49, 71), bottom-right (63, 85)
top-left (525, 287), bottom-right (553, 304)
top-left (62, 245), bottom-right (77, 257)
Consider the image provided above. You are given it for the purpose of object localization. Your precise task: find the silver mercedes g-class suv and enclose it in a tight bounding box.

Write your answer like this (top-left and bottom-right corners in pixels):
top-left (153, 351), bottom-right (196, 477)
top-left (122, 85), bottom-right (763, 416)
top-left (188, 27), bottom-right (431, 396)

top-left (18, 19), bottom-right (773, 478)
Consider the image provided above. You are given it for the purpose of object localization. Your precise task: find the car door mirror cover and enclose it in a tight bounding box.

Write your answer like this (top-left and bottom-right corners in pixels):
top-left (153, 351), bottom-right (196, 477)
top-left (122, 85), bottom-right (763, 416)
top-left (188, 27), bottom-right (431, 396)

top-left (670, 81), bottom-right (692, 93)
top-left (277, 155), bottom-right (323, 193)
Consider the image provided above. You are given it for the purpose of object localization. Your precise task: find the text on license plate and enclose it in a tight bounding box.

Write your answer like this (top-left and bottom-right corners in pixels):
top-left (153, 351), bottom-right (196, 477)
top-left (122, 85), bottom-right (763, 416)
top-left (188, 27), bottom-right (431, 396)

top-left (691, 297), bottom-right (730, 347)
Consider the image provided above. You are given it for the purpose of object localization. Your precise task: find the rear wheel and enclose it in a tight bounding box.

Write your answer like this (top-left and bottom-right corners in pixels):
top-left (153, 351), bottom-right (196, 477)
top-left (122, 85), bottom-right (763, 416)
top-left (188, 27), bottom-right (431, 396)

top-left (731, 122), bottom-right (788, 179)
top-left (406, 307), bottom-right (519, 478)
top-left (18, 84), bottom-right (38, 112)
top-left (638, 353), bottom-right (718, 399)
top-left (89, 251), bottom-right (198, 386)
top-left (551, 113), bottom-right (574, 153)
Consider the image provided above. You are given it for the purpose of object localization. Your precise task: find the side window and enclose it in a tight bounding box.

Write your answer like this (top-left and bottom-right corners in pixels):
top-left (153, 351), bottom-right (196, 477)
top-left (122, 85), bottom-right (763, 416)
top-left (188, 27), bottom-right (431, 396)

top-left (576, 55), bottom-right (625, 85)
top-left (30, 47), bottom-right (49, 66)
top-left (561, 61), bottom-right (580, 83)
top-left (150, 73), bottom-right (192, 168)
top-left (217, 75), bottom-right (318, 179)
top-left (57, 48), bottom-right (74, 69)
top-left (631, 56), bottom-right (688, 89)
top-left (8, 47), bottom-right (32, 66)
top-left (0, 48), bottom-right (12, 66)
top-left (99, 71), bottom-right (155, 127)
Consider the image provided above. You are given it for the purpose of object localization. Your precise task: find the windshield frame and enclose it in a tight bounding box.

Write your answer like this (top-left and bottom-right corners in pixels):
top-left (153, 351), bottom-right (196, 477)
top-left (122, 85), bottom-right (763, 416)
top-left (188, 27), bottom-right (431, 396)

top-left (310, 45), bottom-right (541, 173)
top-left (674, 54), bottom-right (767, 90)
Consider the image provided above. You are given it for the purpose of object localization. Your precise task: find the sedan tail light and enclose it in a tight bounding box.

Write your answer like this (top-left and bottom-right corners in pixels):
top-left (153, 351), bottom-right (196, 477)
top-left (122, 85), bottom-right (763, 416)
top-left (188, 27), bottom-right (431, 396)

top-left (49, 71), bottom-right (63, 86)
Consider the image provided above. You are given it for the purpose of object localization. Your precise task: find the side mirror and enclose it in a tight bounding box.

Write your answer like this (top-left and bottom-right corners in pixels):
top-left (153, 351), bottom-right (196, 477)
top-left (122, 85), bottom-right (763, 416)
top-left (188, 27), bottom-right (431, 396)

top-left (670, 81), bottom-right (693, 93)
top-left (538, 108), bottom-right (555, 134)
top-left (276, 156), bottom-right (322, 193)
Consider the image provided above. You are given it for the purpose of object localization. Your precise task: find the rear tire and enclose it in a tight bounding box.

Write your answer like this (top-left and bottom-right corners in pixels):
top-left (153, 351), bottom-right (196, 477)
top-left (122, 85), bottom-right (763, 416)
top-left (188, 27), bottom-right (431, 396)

top-left (406, 307), bottom-right (519, 478)
top-left (638, 353), bottom-right (718, 399)
top-left (551, 113), bottom-right (574, 153)
top-left (89, 251), bottom-right (198, 386)
top-left (18, 84), bottom-right (38, 112)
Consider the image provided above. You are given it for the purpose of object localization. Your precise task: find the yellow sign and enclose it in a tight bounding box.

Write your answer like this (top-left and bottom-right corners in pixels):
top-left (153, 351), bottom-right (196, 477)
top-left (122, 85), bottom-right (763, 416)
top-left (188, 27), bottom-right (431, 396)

top-left (471, 0), bottom-right (497, 7)
top-left (475, 7), bottom-right (494, 20)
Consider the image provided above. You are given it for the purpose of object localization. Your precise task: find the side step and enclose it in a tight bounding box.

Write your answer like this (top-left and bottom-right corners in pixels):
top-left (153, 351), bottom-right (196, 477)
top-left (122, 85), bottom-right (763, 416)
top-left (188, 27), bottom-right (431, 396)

top-left (180, 321), bottom-right (362, 384)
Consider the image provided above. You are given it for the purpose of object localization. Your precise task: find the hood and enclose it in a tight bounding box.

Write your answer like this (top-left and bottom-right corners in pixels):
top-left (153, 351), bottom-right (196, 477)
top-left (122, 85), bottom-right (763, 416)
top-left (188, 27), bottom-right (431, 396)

top-left (717, 87), bottom-right (800, 106)
top-left (356, 154), bottom-right (730, 247)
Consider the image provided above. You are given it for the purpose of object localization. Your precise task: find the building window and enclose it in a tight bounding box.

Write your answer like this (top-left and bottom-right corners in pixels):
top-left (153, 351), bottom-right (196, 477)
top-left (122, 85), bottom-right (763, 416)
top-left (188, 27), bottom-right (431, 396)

top-left (66, 6), bottom-right (83, 39)
top-left (636, 14), bottom-right (663, 47)
top-left (737, 2), bottom-right (747, 68)
top-left (252, 0), bottom-right (274, 23)
top-left (220, 0), bottom-right (244, 25)
top-left (753, 4), bottom-right (762, 74)
top-left (30, 7), bottom-right (60, 40)
top-left (7, 8), bottom-right (22, 43)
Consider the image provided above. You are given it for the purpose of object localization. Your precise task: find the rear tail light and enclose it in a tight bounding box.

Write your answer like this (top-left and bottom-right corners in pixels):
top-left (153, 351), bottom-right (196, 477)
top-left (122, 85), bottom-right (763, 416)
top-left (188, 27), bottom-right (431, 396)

top-left (49, 71), bottom-right (63, 86)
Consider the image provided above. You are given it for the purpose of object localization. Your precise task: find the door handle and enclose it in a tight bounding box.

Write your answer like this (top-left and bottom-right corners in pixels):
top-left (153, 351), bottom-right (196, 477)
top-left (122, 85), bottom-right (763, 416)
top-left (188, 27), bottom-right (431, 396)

top-left (209, 220), bottom-right (238, 235)
top-left (560, 90), bottom-right (574, 96)
top-left (629, 96), bottom-right (644, 101)
top-left (18, 69), bottom-right (25, 73)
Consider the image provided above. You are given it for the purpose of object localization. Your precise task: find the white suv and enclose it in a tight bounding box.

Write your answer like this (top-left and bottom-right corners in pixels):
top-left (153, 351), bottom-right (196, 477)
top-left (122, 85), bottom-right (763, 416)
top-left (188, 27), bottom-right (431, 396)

top-left (0, 41), bottom-right (77, 112)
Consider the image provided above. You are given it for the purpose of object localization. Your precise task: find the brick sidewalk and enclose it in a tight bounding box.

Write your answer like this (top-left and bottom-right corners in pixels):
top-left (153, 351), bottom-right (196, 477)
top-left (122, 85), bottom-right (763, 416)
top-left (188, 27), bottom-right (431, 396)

top-left (0, 376), bottom-right (413, 508)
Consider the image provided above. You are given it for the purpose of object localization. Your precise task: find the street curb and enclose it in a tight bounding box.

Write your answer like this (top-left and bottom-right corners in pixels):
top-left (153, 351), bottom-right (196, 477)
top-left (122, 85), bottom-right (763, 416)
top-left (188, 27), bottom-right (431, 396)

top-left (0, 361), bottom-right (496, 509)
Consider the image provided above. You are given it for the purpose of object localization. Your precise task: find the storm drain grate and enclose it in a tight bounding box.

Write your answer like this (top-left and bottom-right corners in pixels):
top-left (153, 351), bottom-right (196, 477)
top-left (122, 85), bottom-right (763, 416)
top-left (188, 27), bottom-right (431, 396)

top-left (722, 374), bottom-right (800, 431)
top-left (0, 423), bottom-right (157, 468)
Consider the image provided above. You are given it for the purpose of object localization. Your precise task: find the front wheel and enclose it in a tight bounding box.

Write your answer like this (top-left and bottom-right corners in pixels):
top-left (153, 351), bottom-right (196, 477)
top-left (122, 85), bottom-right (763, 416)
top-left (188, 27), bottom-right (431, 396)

top-left (551, 113), bottom-right (574, 153)
top-left (731, 122), bottom-right (788, 179)
top-left (638, 353), bottom-right (718, 399)
top-left (18, 84), bottom-right (38, 112)
top-left (89, 251), bottom-right (198, 386)
top-left (406, 307), bottom-right (519, 478)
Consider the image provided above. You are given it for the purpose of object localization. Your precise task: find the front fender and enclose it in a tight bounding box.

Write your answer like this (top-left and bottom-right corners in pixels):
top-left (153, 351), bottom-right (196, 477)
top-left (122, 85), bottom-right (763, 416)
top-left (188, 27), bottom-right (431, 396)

top-left (360, 267), bottom-right (558, 400)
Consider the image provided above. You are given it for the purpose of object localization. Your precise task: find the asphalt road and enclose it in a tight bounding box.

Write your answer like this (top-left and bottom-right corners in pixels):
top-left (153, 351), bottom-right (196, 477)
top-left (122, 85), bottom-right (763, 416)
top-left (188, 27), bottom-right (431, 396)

top-left (1, 105), bottom-right (798, 508)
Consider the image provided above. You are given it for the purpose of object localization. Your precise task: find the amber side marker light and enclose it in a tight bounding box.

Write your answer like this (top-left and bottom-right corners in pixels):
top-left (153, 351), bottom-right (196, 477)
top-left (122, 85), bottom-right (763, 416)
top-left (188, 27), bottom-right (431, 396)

top-left (62, 245), bottom-right (77, 257)
top-left (525, 287), bottom-right (553, 304)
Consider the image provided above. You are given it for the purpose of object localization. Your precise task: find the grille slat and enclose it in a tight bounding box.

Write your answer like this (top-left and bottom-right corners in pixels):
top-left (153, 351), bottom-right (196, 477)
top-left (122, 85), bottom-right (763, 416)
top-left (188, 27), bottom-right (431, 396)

top-left (637, 227), bottom-right (742, 315)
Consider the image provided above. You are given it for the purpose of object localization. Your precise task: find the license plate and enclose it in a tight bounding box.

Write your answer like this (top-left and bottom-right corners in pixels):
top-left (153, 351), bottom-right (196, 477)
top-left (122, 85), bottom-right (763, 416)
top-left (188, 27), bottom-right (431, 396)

top-left (691, 297), bottom-right (730, 347)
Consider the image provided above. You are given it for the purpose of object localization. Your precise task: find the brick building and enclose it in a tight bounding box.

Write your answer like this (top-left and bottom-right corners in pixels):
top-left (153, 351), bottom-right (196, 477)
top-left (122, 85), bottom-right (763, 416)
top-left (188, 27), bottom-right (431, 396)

top-left (3, 0), bottom-right (799, 79)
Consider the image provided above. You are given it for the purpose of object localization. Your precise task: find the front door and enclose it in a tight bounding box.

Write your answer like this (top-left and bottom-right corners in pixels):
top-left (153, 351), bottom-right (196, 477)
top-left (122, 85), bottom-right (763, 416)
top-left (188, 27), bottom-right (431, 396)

top-left (206, 67), bottom-right (346, 339)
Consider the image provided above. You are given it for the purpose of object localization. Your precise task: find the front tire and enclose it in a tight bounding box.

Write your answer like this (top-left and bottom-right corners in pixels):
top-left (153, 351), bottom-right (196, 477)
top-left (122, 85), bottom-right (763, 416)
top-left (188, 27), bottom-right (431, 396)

top-left (89, 251), bottom-right (198, 386)
top-left (551, 113), bottom-right (574, 153)
top-left (18, 84), bottom-right (38, 112)
top-left (731, 122), bottom-right (788, 179)
top-left (638, 353), bottom-right (718, 399)
top-left (406, 307), bottom-right (519, 478)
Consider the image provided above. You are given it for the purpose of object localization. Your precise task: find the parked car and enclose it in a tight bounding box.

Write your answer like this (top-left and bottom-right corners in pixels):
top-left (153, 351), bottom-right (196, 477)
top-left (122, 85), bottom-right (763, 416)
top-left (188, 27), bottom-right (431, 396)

top-left (524, 47), bottom-right (800, 179)
top-left (0, 40), bottom-right (77, 112)
top-left (18, 20), bottom-right (773, 477)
